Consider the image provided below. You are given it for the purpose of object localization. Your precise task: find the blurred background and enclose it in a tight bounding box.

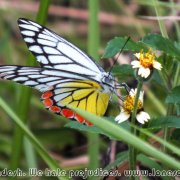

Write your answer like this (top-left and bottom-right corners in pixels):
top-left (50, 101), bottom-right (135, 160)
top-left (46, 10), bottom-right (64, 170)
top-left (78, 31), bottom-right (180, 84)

top-left (0, 0), bottom-right (179, 179)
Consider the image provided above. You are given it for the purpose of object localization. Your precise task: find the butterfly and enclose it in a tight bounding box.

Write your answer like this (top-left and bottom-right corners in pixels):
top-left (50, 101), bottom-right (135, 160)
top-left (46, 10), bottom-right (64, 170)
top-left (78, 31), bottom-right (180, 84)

top-left (0, 18), bottom-right (119, 126)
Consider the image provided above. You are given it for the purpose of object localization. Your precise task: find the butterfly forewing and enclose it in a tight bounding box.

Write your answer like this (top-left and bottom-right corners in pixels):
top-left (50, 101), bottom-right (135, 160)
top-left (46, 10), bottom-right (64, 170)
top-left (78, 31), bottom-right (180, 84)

top-left (18, 18), bottom-right (104, 77)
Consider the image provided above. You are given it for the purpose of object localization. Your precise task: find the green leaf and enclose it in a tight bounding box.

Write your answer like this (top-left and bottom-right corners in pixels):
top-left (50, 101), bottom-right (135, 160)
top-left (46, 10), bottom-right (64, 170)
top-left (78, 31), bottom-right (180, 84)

top-left (104, 151), bottom-right (128, 171)
top-left (137, 126), bottom-right (180, 157)
top-left (65, 118), bottom-right (130, 140)
top-left (147, 116), bottom-right (180, 129)
top-left (151, 70), bottom-right (164, 86)
top-left (171, 129), bottom-right (180, 143)
top-left (68, 105), bottom-right (180, 169)
top-left (141, 34), bottom-right (180, 58)
top-left (137, 154), bottom-right (163, 170)
top-left (103, 37), bottom-right (148, 58)
top-left (174, 41), bottom-right (180, 50)
top-left (65, 121), bottom-right (105, 134)
top-left (0, 98), bottom-right (68, 180)
top-left (176, 103), bottom-right (180, 116)
top-left (166, 86), bottom-right (180, 104)
top-left (137, 154), bottom-right (169, 180)
top-left (112, 64), bottom-right (134, 77)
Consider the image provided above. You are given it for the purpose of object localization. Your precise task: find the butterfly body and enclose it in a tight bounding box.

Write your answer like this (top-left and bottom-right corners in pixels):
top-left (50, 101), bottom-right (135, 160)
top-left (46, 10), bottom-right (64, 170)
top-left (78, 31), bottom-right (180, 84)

top-left (0, 18), bottom-right (115, 125)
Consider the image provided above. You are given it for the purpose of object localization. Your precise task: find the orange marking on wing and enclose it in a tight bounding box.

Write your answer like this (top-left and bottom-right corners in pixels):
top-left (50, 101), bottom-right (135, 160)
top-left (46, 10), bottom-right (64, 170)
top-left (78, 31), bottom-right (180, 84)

top-left (50, 106), bottom-right (61, 113)
top-left (61, 109), bottom-right (74, 118)
top-left (41, 91), bottom-right (53, 99)
top-left (85, 120), bottom-right (93, 126)
top-left (43, 98), bottom-right (53, 108)
top-left (75, 114), bottom-right (85, 123)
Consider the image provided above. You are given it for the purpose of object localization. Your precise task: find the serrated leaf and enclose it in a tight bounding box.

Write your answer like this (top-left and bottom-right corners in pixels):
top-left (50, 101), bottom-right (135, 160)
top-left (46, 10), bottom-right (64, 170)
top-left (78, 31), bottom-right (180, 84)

top-left (141, 34), bottom-right (180, 58)
top-left (103, 37), bottom-right (148, 58)
top-left (165, 86), bottom-right (180, 104)
top-left (147, 116), bottom-right (180, 129)
top-left (112, 64), bottom-right (134, 77)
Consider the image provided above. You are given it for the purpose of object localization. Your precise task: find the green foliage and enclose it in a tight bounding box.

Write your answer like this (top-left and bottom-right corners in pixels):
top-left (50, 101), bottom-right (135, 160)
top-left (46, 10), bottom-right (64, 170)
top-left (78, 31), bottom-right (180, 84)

top-left (137, 154), bottom-right (170, 180)
top-left (66, 119), bottom-right (130, 139)
top-left (68, 33), bottom-right (180, 174)
top-left (147, 116), bottom-right (180, 129)
top-left (69, 106), bottom-right (180, 169)
top-left (103, 37), bottom-right (148, 58)
top-left (9, 0), bottom-right (51, 174)
top-left (0, 98), bottom-right (68, 180)
top-left (104, 151), bottom-right (128, 171)
top-left (0, 1), bottom-right (180, 178)
top-left (112, 64), bottom-right (134, 77)
top-left (166, 86), bottom-right (180, 104)
top-left (141, 34), bottom-right (180, 58)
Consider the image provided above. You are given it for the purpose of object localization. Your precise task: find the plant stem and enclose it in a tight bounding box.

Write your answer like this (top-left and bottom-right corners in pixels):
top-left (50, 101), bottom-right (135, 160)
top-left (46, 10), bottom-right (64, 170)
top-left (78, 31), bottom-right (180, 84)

top-left (129, 80), bottom-right (143, 179)
top-left (152, 0), bottom-right (169, 38)
top-left (152, 0), bottom-right (175, 156)
top-left (9, 0), bottom-right (50, 175)
top-left (87, 1), bottom-right (100, 179)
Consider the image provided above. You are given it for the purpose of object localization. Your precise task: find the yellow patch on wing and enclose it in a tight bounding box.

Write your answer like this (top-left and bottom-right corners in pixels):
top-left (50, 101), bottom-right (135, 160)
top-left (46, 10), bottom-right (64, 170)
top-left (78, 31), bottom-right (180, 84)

top-left (58, 80), bottom-right (110, 116)
top-left (72, 89), bottom-right (94, 100)
top-left (97, 92), bottom-right (110, 115)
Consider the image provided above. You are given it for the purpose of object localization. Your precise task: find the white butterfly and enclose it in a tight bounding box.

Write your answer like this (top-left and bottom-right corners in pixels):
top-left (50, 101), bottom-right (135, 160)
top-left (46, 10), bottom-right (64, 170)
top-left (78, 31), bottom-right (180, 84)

top-left (0, 18), bottom-right (119, 126)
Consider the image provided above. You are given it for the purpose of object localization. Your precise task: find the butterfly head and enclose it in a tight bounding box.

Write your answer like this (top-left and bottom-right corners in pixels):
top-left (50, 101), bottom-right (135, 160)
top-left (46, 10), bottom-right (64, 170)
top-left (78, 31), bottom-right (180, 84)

top-left (101, 72), bottom-right (115, 93)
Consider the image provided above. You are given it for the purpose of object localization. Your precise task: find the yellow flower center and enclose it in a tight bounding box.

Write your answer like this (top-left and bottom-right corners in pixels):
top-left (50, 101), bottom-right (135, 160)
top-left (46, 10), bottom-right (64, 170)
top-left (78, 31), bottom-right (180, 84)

top-left (123, 95), bottom-right (143, 113)
top-left (139, 51), bottom-right (155, 69)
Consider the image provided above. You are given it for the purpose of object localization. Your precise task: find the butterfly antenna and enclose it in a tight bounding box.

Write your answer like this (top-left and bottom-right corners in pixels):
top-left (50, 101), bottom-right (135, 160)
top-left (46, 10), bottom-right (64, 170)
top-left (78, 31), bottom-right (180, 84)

top-left (108, 36), bottom-right (131, 75)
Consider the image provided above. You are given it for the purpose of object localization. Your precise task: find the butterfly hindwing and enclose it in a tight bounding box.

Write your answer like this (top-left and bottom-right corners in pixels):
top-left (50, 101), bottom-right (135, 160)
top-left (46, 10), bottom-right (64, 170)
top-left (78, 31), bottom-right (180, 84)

top-left (0, 66), bottom-right (110, 126)
top-left (0, 66), bottom-right (87, 92)
top-left (41, 80), bottom-right (110, 126)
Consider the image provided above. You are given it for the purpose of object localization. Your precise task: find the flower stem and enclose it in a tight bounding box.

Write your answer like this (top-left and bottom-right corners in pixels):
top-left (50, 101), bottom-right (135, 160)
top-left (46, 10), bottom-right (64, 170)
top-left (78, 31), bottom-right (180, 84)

top-left (129, 79), bottom-right (143, 178)
top-left (163, 62), bottom-right (179, 152)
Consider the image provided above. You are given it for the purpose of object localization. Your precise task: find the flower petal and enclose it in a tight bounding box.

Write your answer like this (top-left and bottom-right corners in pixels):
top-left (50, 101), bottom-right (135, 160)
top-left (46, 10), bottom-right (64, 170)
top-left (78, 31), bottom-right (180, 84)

top-left (153, 61), bottom-right (162, 70)
top-left (136, 111), bottom-right (150, 124)
top-left (138, 67), bottom-right (145, 77)
top-left (144, 68), bottom-right (151, 78)
top-left (129, 88), bottom-right (136, 96)
top-left (141, 111), bottom-right (150, 121)
top-left (131, 60), bottom-right (141, 68)
top-left (138, 67), bottom-right (150, 78)
top-left (134, 53), bottom-right (140, 59)
top-left (139, 91), bottom-right (144, 103)
top-left (115, 110), bottom-right (130, 124)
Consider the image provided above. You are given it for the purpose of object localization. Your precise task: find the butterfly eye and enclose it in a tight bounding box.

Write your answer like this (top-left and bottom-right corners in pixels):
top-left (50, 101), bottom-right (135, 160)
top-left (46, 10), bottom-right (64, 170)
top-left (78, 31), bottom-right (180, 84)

top-left (102, 74), bottom-right (114, 85)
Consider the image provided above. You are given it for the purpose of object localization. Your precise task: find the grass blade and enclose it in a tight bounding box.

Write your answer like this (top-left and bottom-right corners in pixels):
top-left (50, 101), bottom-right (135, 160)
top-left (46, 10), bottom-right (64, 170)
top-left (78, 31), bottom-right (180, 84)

top-left (0, 97), bottom-right (68, 180)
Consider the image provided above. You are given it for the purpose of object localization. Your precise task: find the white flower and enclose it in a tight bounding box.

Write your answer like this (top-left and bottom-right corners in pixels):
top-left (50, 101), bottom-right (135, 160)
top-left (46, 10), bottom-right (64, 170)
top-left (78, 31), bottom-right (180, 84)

top-left (129, 88), bottom-right (144, 103)
top-left (115, 108), bottom-right (130, 123)
top-left (115, 88), bottom-right (150, 124)
top-left (131, 51), bottom-right (162, 78)
top-left (136, 111), bottom-right (150, 124)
